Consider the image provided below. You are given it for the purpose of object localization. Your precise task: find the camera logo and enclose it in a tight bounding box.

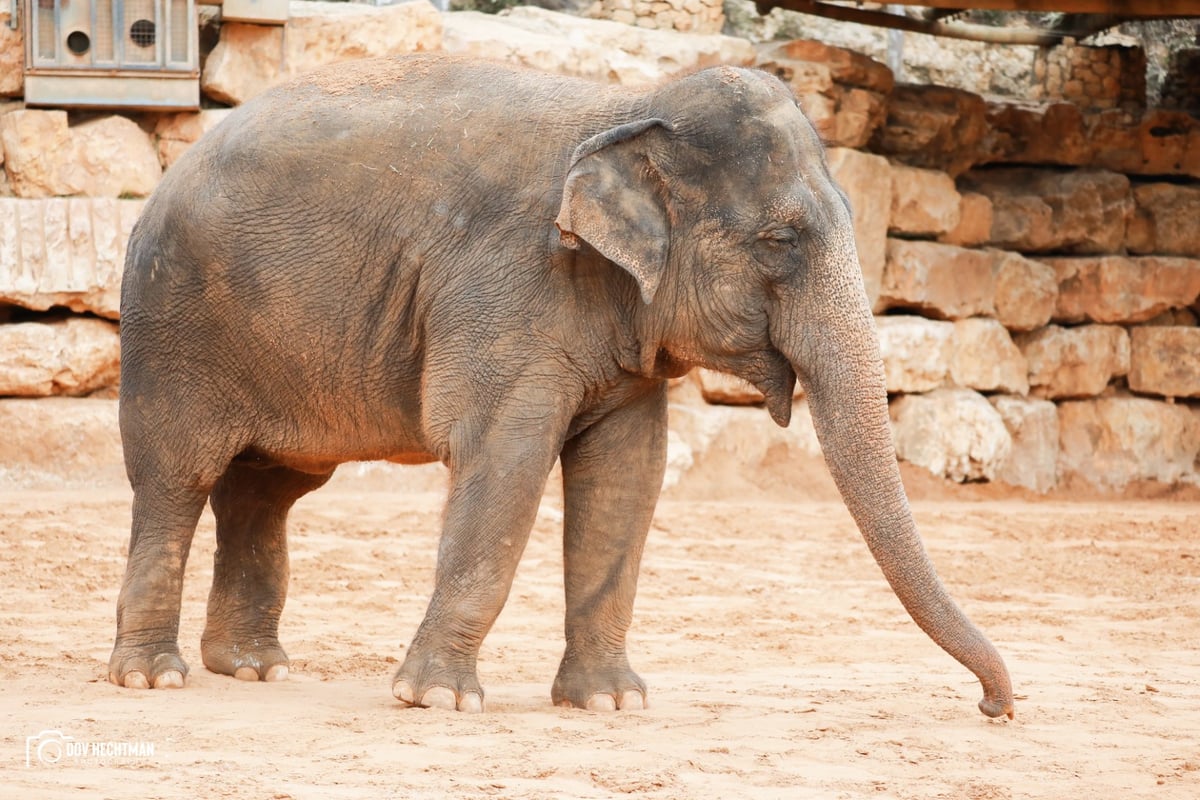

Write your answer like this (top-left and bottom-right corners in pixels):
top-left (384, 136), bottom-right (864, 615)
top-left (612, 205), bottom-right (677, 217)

top-left (26, 730), bottom-right (75, 766)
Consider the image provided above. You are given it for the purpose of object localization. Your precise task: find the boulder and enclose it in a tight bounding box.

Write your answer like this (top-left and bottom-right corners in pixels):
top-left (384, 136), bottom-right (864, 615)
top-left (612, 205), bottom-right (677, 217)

top-left (875, 315), bottom-right (953, 394)
top-left (960, 168), bottom-right (1132, 255)
top-left (992, 252), bottom-right (1057, 332)
top-left (826, 148), bottom-right (890, 310)
top-left (1088, 108), bottom-right (1200, 179)
top-left (888, 164), bottom-right (961, 238)
top-left (0, 317), bottom-right (121, 397)
top-left (1047, 255), bottom-right (1200, 325)
top-left (981, 100), bottom-right (1091, 167)
top-left (878, 239), bottom-right (995, 320)
top-left (989, 395), bottom-right (1058, 493)
top-left (0, 398), bottom-right (125, 488)
top-left (201, 0), bottom-right (443, 106)
top-left (442, 7), bottom-right (755, 87)
top-left (695, 368), bottom-right (763, 405)
top-left (950, 317), bottom-right (1028, 395)
top-left (938, 191), bottom-right (992, 248)
top-left (761, 40), bottom-right (893, 94)
top-left (0, 111), bottom-right (161, 198)
top-left (1125, 183), bottom-right (1200, 258)
top-left (0, 197), bottom-right (141, 319)
top-left (1058, 395), bottom-right (1200, 489)
top-left (0, 10), bottom-right (21, 98)
top-left (889, 388), bottom-right (1012, 483)
top-left (1128, 326), bottom-right (1200, 399)
top-left (869, 84), bottom-right (988, 177)
top-left (155, 110), bottom-right (235, 170)
top-left (1016, 324), bottom-right (1130, 400)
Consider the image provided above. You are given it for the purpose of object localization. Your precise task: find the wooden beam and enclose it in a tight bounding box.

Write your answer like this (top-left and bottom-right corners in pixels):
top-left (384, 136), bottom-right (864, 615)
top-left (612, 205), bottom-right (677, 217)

top-left (875, 1), bottom-right (1199, 17)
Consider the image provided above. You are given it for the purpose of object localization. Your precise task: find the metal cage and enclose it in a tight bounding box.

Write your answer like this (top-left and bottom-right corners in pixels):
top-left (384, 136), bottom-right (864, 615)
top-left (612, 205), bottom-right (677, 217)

top-left (23, 0), bottom-right (199, 110)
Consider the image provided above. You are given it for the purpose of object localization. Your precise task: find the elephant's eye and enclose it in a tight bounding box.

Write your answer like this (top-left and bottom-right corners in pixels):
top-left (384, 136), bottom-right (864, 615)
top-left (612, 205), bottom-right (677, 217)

top-left (761, 227), bottom-right (799, 246)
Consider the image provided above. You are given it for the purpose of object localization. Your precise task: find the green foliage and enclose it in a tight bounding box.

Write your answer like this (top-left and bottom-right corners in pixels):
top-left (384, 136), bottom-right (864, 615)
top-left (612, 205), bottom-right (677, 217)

top-left (449, 0), bottom-right (528, 13)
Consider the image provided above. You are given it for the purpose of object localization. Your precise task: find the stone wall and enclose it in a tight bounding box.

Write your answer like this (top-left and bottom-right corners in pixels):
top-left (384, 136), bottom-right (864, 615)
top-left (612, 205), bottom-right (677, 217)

top-left (2, 1), bottom-right (1198, 494)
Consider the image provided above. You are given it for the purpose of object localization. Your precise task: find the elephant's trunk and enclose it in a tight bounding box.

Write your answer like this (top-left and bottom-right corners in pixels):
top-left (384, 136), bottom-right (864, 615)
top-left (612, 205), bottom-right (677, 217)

top-left (776, 244), bottom-right (1014, 720)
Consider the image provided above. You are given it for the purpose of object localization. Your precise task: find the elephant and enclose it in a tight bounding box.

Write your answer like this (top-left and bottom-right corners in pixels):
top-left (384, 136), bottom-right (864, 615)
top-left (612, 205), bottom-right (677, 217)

top-left (109, 53), bottom-right (1014, 719)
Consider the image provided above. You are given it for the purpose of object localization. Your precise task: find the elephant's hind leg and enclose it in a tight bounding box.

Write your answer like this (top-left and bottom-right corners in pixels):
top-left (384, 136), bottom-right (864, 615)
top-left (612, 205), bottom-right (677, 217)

top-left (201, 460), bottom-right (332, 682)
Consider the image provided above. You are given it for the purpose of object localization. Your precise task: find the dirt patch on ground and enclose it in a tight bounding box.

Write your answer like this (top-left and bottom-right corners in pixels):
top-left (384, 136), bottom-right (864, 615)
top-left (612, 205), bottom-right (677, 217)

top-left (3, 463), bottom-right (1199, 798)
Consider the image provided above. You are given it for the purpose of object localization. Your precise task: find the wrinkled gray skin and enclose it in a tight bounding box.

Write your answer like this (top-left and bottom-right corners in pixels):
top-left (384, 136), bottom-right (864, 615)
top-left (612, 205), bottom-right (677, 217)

top-left (111, 54), bottom-right (1013, 718)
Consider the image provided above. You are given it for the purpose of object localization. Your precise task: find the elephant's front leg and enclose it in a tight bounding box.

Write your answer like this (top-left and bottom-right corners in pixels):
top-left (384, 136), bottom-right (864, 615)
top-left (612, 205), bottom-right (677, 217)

top-left (553, 385), bottom-right (667, 711)
top-left (392, 421), bottom-right (562, 713)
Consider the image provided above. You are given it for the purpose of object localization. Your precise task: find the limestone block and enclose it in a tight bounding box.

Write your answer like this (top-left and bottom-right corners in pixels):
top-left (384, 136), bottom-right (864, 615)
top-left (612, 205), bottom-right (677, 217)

top-left (938, 192), bottom-right (992, 248)
top-left (1088, 109), bottom-right (1200, 179)
top-left (202, 0), bottom-right (443, 106)
top-left (960, 168), bottom-right (1132, 255)
top-left (155, 110), bottom-right (235, 170)
top-left (879, 239), bottom-right (995, 320)
top-left (889, 388), bottom-right (1012, 483)
top-left (0, 317), bottom-right (121, 397)
top-left (989, 395), bottom-right (1058, 493)
top-left (982, 100), bottom-right (1090, 167)
top-left (992, 252), bottom-right (1057, 333)
top-left (0, 111), bottom-right (161, 198)
top-left (0, 197), bottom-right (141, 319)
top-left (760, 40), bottom-right (893, 93)
top-left (888, 164), bottom-right (961, 238)
top-left (1016, 324), bottom-right (1130, 400)
top-left (0, 398), bottom-right (125, 488)
top-left (951, 318), bottom-right (1028, 395)
top-left (1128, 326), bottom-right (1200, 399)
top-left (0, 10), bottom-right (21, 97)
top-left (1047, 255), bottom-right (1200, 325)
top-left (1058, 396), bottom-right (1200, 489)
top-left (826, 148), bottom-right (890, 310)
top-left (869, 84), bottom-right (988, 177)
top-left (442, 7), bottom-right (754, 88)
top-left (875, 315), bottom-right (953, 394)
top-left (1126, 183), bottom-right (1200, 258)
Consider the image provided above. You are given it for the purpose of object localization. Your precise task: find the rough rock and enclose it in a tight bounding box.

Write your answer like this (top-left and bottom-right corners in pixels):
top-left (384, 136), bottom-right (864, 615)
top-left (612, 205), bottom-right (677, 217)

top-left (938, 192), bottom-right (992, 248)
top-left (951, 318), bottom-right (1029, 395)
top-left (1087, 109), bottom-right (1200, 179)
top-left (442, 7), bottom-right (755, 87)
top-left (0, 197), bottom-right (142, 319)
top-left (960, 168), bottom-right (1132, 255)
top-left (1017, 324), bottom-right (1130, 400)
top-left (878, 239), bottom-right (995, 320)
top-left (869, 84), bottom-right (988, 177)
top-left (155, 110), bottom-right (235, 170)
top-left (1128, 326), bottom-right (1200, 399)
top-left (0, 398), bottom-right (125, 488)
top-left (0, 317), bottom-right (121, 397)
top-left (202, 0), bottom-right (443, 106)
top-left (1058, 395), bottom-right (1200, 489)
top-left (695, 368), bottom-right (763, 405)
top-left (889, 388), bottom-right (1012, 483)
top-left (888, 165), bottom-right (961, 238)
top-left (992, 252), bottom-right (1057, 332)
top-left (982, 100), bottom-right (1091, 167)
top-left (0, 10), bottom-right (21, 98)
top-left (0, 111), bottom-right (161, 198)
top-left (826, 148), bottom-right (890, 310)
top-left (1046, 255), bottom-right (1200, 325)
top-left (1125, 183), bottom-right (1200, 258)
top-left (760, 40), bottom-right (893, 93)
top-left (989, 395), bottom-right (1058, 493)
top-left (875, 315), bottom-right (952, 394)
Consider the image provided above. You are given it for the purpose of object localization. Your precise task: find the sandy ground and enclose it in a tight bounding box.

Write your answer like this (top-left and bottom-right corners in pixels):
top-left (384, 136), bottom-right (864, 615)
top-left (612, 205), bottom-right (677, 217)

top-left (2, 465), bottom-right (1199, 799)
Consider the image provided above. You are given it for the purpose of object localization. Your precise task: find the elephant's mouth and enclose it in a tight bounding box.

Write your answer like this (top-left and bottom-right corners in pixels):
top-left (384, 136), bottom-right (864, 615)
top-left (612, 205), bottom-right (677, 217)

top-left (741, 349), bottom-right (797, 427)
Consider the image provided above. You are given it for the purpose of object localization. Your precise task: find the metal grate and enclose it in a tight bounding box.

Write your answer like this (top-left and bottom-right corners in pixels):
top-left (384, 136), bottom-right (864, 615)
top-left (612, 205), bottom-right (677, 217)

top-left (169, 0), bottom-right (188, 65)
top-left (122, 0), bottom-right (158, 65)
top-left (93, 0), bottom-right (115, 63)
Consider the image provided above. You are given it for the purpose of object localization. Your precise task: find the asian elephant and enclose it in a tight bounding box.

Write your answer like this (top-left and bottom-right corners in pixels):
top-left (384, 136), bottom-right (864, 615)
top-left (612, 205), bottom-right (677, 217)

top-left (110, 54), bottom-right (1013, 719)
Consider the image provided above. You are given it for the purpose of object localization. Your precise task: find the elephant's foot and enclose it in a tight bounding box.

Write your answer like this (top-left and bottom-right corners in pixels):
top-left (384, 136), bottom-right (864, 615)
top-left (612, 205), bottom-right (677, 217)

top-left (552, 649), bottom-right (647, 711)
top-left (201, 632), bottom-right (289, 682)
top-left (108, 641), bottom-right (189, 689)
top-left (391, 652), bottom-right (484, 713)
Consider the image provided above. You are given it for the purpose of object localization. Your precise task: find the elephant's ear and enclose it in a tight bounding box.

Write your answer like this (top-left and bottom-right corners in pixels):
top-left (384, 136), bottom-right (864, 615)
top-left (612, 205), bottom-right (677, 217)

top-left (555, 119), bottom-right (671, 305)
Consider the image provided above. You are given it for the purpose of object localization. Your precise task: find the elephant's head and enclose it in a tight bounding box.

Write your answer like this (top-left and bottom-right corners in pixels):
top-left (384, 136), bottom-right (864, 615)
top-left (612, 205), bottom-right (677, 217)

top-left (555, 67), bottom-right (1014, 719)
